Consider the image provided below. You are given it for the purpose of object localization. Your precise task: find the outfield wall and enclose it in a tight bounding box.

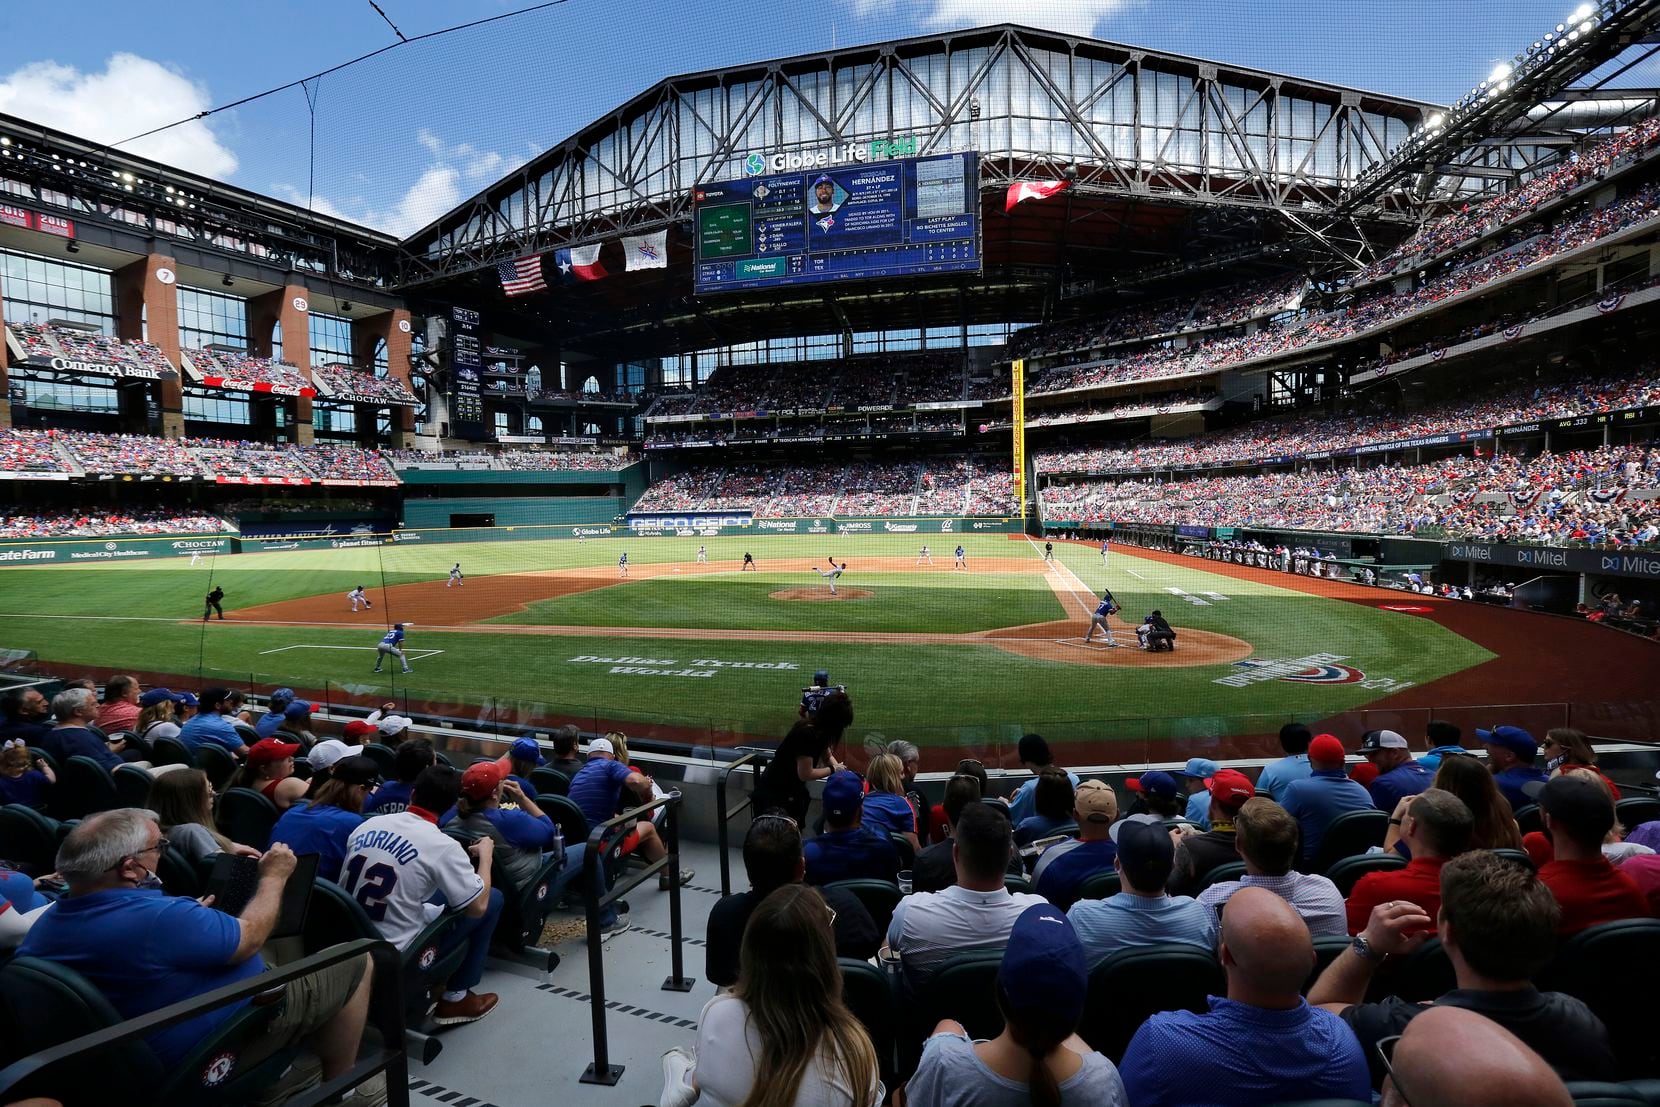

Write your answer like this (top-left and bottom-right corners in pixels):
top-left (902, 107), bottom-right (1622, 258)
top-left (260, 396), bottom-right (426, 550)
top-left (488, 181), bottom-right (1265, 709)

top-left (0, 533), bottom-right (234, 563)
top-left (400, 496), bottom-right (629, 528)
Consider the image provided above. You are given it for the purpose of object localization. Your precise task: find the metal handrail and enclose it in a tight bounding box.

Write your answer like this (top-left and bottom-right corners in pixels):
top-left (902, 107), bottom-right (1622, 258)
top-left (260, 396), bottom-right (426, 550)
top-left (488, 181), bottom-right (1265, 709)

top-left (0, 938), bottom-right (411, 1106)
top-left (715, 750), bottom-right (771, 896)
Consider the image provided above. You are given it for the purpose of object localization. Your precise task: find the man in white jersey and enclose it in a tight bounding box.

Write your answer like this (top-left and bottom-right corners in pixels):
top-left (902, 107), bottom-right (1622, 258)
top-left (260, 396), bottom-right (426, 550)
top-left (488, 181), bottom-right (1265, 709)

top-left (1083, 589), bottom-right (1122, 647)
top-left (917, 545), bottom-right (932, 566)
top-left (696, 545), bottom-right (707, 564)
top-left (347, 585), bottom-right (372, 612)
top-left (189, 550), bottom-right (204, 567)
top-left (812, 557), bottom-right (847, 596)
top-left (447, 563), bottom-right (463, 588)
top-left (340, 764), bottom-right (502, 1025)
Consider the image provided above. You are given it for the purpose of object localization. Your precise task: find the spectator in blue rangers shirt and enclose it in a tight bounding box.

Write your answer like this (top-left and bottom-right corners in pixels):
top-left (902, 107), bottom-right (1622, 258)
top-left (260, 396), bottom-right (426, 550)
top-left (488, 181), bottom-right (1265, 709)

top-left (1278, 734), bottom-right (1373, 864)
top-left (862, 752), bottom-right (920, 851)
top-left (178, 686), bottom-right (249, 757)
top-left (1068, 814), bottom-right (1215, 961)
top-left (268, 755), bottom-right (378, 881)
top-left (1179, 758), bottom-right (1220, 830)
top-left (1013, 767), bottom-right (1075, 846)
top-left (1118, 886), bottom-right (1371, 1107)
top-left (1032, 779), bottom-right (1119, 910)
top-left (804, 770), bottom-right (900, 886)
top-left (1198, 798), bottom-right (1346, 937)
top-left (1357, 729), bottom-right (1433, 813)
top-left (567, 736), bottom-right (692, 888)
top-left (1006, 733), bottom-right (1079, 824)
top-left (364, 739), bottom-right (434, 815)
top-left (254, 687), bottom-right (296, 739)
top-left (1418, 719), bottom-right (1467, 773)
top-left (1481, 725), bottom-right (1549, 812)
top-left (1255, 722), bottom-right (1313, 801)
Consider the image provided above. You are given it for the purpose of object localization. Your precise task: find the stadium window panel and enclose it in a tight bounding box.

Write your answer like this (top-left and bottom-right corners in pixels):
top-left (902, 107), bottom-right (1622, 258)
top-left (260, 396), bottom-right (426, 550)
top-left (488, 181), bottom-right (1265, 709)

top-left (2, 248), bottom-right (117, 331)
top-left (20, 378), bottom-right (119, 413)
top-left (182, 390), bottom-right (251, 425)
top-left (309, 311), bottom-right (353, 365)
top-left (177, 286), bottom-right (248, 351)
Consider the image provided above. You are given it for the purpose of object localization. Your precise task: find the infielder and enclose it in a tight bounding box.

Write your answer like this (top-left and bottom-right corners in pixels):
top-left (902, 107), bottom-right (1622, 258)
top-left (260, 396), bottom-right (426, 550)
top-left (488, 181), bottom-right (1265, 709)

top-left (696, 545), bottom-right (707, 564)
top-left (953, 545), bottom-right (967, 571)
top-left (916, 545), bottom-right (932, 566)
top-left (447, 563), bottom-right (464, 588)
top-left (812, 557), bottom-right (847, 596)
top-left (374, 623), bottom-right (414, 674)
top-left (1083, 589), bottom-right (1122, 647)
top-left (190, 550), bottom-right (204, 567)
top-left (618, 551), bottom-right (629, 577)
top-left (347, 585), bottom-right (372, 612)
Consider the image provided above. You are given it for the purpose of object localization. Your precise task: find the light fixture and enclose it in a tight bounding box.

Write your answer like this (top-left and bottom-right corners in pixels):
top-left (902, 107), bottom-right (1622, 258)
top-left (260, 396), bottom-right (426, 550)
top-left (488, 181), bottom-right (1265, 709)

top-left (222, 275), bottom-right (234, 287)
top-left (65, 241), bottom-right (79, 254)
top-left (1427, 112), bottom-right (1445, 129)
top-left (339, 300), bottom-right (352, 312)
top-left (1489, 62), bottom-right (1513, 82)
top-left (1570, 2), bottom-right (1594, 19)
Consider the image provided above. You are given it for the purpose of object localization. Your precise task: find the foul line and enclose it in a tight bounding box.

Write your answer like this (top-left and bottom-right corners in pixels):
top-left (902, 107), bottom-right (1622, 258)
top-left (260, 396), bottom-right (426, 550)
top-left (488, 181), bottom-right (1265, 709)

top-left (1026, 534), bottom-right (1099, 618)
top-left (258, 644), bottom-right (445, 659)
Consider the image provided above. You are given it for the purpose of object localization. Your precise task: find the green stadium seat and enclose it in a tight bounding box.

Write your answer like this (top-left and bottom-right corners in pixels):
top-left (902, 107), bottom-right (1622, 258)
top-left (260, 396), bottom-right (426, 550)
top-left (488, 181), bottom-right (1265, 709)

top-left (889, 833), bottom-right (916, 869)
top-left (1323, 852), bottom-right (1405, 897)
top-left (913, 949), bottom-right (1005, 1049)
top-left (157, 848), bottom-right (208, 898)
top-left (57, 755), bottom-right (122, 820)
top-left (442, 824), bottom-right (562, 960)
top-left (1562, 1083), bottom-right (1649, 1106)
top-left (26, 747), bottom-right (57, 777)
top-left (1004, 874), bottom-right (1033, 894)
top-left (149, 736), bottom-right (194, 768)
top-left (193, 744), bottom-right (238, 791)
top-left (839, 957), bottom-right (899, 1088)
top-left (534, 793), bottom-right (590, 847)
top-left (1493, 847), bottom-right (1535, 869)
top-left (1615, 797), bottom-right (1660, 832)
top-left (216, 787), bottom-right (278, 851)
top-left (529, 767), bottom-right (569, 796)
top-left (1077, 870), bottom-right (1122, 901)
top-left (0, 805), bottom-right (60, 873)
top-left (358, 743), bottom-right (397, 776)
top-left (301, 878), bottom-right (468, 1027)
top-left (1198, 860), bottom-right (1247, 891)
top-left (1514, 803), bottom-right (1544, 836)
top-left (825, 879), bottom-right (904, 934)
top-left (1304, 935), bottom-right (1352, 994)
top-left (1312, 809), bottom-right (1389, 873)
top-left (1538, 919), bottom-right (1660, 1079)
top-left (113, 764), bottom-right (154, 809)
top-left (1364, 936), bottom-right (1453, 1003)
top-left (1080, 944), bottom-right (1225, 1062)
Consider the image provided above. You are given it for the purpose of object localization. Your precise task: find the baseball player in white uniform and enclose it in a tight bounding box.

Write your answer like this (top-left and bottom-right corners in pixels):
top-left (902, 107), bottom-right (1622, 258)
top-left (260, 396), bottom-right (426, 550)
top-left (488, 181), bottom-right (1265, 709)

top-left (953, 545), bottom-right (967, 571)
top-left (347, 585), bottom-right (372, 612)
top-left (1083, 589), bottom-right (1122, 647)
top-left (696, 545), bottom-right (707, 564)
top-left (812, 557), bottom-right (847, 596)
top-left (916, 545), bottom-right (932, 566)
top-left (190, 550), bottom-right (204, 567)
top-left (339, 768), bottom-right (501, 1024)
top-left (447, 563), bottom-right (464, 588)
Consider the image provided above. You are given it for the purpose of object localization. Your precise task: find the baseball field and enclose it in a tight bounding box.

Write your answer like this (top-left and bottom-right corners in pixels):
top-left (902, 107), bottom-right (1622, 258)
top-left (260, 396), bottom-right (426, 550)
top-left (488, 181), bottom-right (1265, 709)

top-left (0, 530), bottom-right (1653, 766)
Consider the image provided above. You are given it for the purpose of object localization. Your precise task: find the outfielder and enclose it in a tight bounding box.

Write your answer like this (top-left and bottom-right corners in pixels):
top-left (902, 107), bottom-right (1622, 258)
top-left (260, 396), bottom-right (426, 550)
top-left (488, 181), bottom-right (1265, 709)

top-left (1100, 538), bottom-right (1110, 565)
top-left (1083, 589), bottom-right (1122, 647)
top-left (953, 544), bottom-right (967, 571)
top-left (374, 623), bottom-right (414, 674)
top-left (190, 550), bottom-right (204, 567)
top-left (447, 562), bottom-right (464, 588)
top-left (812, 557), bottom-right (847, 596)
top-left (347, 585), bottom-right (372, 612)
top-left (618, 551), bottom-right (629, 577)
top-left (696, 545), bottom-right (707, 564)
top-left (916, 545), bottom-right (932, 566)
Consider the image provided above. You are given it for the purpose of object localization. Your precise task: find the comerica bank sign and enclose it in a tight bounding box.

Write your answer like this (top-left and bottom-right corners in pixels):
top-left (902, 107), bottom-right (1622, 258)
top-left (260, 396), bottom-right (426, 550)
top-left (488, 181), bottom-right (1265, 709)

top-left (745, 136), bottom-right (921, 175)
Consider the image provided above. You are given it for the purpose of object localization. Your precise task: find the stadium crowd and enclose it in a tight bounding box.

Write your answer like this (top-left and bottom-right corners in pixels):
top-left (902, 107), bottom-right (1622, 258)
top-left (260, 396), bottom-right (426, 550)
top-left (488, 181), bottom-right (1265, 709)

top-left (632, 456), bottom-right (1016, 516)
top-left (387, 448), bottom-right (633, 471)
top-left (309, 363), bottom-right (419, 405)
top-left (183, 348), bottom-right (314, 393)
top-left (0, 506), bottom-right (233, 539)
top-left (8, 322), bottom-right (176, 378)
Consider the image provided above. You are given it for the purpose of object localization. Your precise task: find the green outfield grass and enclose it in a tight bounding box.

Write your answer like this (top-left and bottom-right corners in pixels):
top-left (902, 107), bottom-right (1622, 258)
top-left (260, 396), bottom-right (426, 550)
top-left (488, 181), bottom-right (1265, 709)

top-left (0, 532), bottom-right (1496, 749)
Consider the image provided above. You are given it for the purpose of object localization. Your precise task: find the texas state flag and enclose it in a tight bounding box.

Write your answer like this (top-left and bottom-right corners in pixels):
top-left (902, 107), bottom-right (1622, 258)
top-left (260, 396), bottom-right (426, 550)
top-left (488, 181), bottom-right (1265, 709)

top-left (554, 244), bottom-right (608, 281)
top-left (1005, 179), bottom-right (1070, 212)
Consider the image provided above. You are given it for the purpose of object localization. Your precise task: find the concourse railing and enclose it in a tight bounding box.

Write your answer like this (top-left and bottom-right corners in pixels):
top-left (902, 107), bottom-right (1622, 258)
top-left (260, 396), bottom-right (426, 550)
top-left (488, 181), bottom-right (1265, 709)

top-left (715, 749), bottom-right (771, 896)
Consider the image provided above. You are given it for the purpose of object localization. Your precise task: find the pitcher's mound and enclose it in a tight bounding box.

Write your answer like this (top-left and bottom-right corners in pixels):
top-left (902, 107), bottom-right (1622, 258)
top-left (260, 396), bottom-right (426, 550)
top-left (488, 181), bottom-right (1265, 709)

top-left (770, 587), bottom-right (874, 602)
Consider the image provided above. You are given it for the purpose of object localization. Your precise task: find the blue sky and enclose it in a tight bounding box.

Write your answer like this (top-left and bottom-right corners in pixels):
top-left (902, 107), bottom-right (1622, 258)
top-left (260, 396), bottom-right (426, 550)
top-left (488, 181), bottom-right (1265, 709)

top-left (0, 1), bottom-right (1594, 236)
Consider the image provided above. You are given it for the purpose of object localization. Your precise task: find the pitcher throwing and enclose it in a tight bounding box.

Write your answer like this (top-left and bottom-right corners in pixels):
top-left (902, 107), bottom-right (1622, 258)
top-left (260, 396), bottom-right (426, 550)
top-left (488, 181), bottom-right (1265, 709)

top-left (811, 557), bottom-right (847, 596)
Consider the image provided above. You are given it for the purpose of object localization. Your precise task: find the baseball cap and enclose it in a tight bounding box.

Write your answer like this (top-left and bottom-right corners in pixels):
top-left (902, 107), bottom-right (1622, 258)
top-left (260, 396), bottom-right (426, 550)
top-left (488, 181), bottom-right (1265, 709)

top-left (1204, 768), bottom-right (1255, 806)
top-left (1525, 774), bottom-right (1615, 842)
top-left (283, 700), bottom-right (313, 721)
top-left (1308, 734), bottom-right (1348, 766)
top-left (510, 738), bottom-right (546, 765)
top-left (1113, 814), bottom-right (1176, 885)
top-left (174, 691), bottom-right (198, 708)
top-left (1181, 757), bottom-right (1219, 780)
top-left (342, 719), bottom-right (377, 742)
top-left (200, 686), bottom-right (232, 709)
top-left (1109, 811), bottom-right (1166, 843)
top-left (588, 737), bottom-right (615, 756)
top-left (393, 623), bottom-right (405, 630)
top-left (822, 770), bottom-right (865, 821)
top-left (460, 760), bottom-right (507, 801)
top-left (269, 687), bottom-right (295, 706)
top-left (331, 754), bottom-right (382, 788)
top-left (999, 904), bottom-right (1088, 1026)
top-left (307, 739), bottom-right (353, 771)
top-left (1074, 779), bottom-right (1119, 823)
top-left (813, 174), bottom-right (833, 186)
top-left (1125, 770), bottom-right (1178, 799)
top-left (247, 738), bottom-right (301, 765)
top-left (1478, 726), bottom-right (1538, 760)
top-left (377, 714), bottom-right (412, 737)
top-left (1359, 730), bottom-right (1409, 754)
top-left (138, 688), bottom-right (177, 708)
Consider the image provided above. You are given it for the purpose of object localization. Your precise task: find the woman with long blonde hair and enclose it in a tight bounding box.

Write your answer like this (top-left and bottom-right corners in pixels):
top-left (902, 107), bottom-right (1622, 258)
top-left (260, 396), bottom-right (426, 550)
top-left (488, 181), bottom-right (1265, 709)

top-left (687, 884), bottom-right (880, 1107)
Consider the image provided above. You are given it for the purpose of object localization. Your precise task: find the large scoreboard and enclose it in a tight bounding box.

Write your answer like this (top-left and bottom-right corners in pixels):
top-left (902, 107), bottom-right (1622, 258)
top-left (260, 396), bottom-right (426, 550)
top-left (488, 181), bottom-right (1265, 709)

top-left (693, 151), bottom-right (979, 294)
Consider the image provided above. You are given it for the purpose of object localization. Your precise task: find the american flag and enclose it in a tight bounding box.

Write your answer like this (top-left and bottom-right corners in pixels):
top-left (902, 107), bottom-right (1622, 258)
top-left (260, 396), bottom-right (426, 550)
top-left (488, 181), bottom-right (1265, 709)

top-left (497, 255), bottom-right (547, 297)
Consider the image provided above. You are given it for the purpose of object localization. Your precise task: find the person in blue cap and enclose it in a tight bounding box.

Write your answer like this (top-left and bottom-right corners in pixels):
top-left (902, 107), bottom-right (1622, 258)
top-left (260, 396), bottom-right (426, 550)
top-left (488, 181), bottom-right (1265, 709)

top-left (502, 736), bottom-right (545, 795)
top-left (1125, 769), bottom-right (1183, 819)
top-left (1179, 758), bottom-right (1220, 830)
top-left (255, 687), bottom-right (296, 738)
top-left (802, 770), bottom-right (899, 886)
top-left (906, 902), bottom-right (1128, 1106)
top-left (1480, 725), bottom-right (1548, 812)
top-left (809, 174), bottom-right (839, 215)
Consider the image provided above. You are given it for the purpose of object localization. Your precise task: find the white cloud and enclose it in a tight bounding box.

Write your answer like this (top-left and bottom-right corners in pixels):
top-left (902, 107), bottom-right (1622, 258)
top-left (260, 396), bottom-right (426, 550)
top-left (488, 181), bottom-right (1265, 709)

top-left (846, 0), bottom-right (1136, 37)
top-left (0, 52), bottom-right (237, 179)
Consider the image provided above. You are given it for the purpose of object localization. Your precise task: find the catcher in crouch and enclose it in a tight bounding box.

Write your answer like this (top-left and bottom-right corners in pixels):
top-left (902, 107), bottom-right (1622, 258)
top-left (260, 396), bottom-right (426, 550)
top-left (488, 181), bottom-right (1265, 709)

top-left (1083, 588), bottom-right (1122, 646)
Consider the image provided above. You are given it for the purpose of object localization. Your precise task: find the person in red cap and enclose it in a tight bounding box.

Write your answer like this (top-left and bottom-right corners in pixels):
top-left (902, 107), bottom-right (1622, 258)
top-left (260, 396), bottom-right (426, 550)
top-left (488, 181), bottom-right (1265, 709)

top-left (1278, 734), bottom-right (1374, 864)
top-left (341, 719), bottom-right (378, 745)
top-left (231, 738), bottom-right (307, 811)
top-left (1170, 768), bottom-right (1255, 896)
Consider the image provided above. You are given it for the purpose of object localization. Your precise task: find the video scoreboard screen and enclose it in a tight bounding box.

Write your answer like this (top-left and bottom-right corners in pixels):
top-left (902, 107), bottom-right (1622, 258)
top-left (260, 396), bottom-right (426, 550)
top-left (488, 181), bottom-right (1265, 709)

top-left (693, 151), bottom-right (979, 294)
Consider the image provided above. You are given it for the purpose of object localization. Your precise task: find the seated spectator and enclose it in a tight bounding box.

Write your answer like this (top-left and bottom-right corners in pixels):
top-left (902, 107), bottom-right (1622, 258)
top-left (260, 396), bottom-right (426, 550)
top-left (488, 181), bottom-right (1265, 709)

top-left (179, 687), bottom-right (249, 758)
top-left (364, 704), bottom-right (414, 744)
top-left (95, 675), bottom-right (140, 734)
top-left (364, 739), bottom-right (433, 815)
top-left (1123, 770), bottom-right (1183, 819)
top-left (0, 867), bottom-right (51, 949)
top-left (269, 755), bottom-right (378, 880)
top-left (1418, 719), bottom-right (1467, 772)
top-left (1346, 788), bottom-right (1473, 934)
top-left (277, 701), bottom-right (318, 749)
top-left (148, 768), bottom-right (258, 865)
top-left (885, 803), bottom-right (1048, 987)
top-left (1530, 774), bottom-right (1651, 933)
top-left (502, 737), bottom-right (544, 794)
top-left (1119, 887), bottom-right (1370, 1106)
top-left (18, 811), bottom-right (376, 1085)
top-left (862, 752), bottom-right (919, 851)
top-left (1521, 767), bottom-right (1651, 866)
top-left (706, 814), bottom-right (878, 988)
top-left (1069, 814), bottom-right (1215, 960)
top-left (754, 698), bottom-right (852, 825)
top-left (1311, 850), bottom-right (1617, 1086)
top-left (682, 885), bottom-right (881, 1107)
top-left (1380, 1004), bottom-right (1574, 1107)
top-left (1033, 780), bottom-right (1120, 909)
top-left (1169, 769), bottom-right (1254, 896)
top-left (341, 765), bottom-right (500, 1025)
top-left (304, 739), bottom-right (353, 787)
top-left (1255, 722), bottom-right (1312, 800)
top-left (568, 736), bottom-right (693, 887)
top-left (0, 687), bottom-right (53, 745)
top-left (804, 770), bottom-right (901, 886)
top-left (340, 719), bottom-right (378, 746)
top-left (1358, 729), bottom-right (1433, 811)
top-left (231, 738), bottom-right (308, 811)
top-left (1006, 733), bottom-right (1079, 823)
top-left (1417, 752), bottom-right (1524, 853)
top-left (1014, 767), bottom-right (1075, 846)
top-left (227, 689), bottom-right (255, 728)
top-left (136, 688), bottom-right (185, 743)
top-left (1481, 726), bottom-right (1548, 813)
top-left (1279, 733), bottom-right (1373, 863)
top-left (1541, 727), bottom-right (1617, 797)
top-left (1179, 758), bottom-right (1219, 830)
top-left (915, 776), bottom-right (1024, 893)
top-left (255, 688), bottom-right (296, 739)
top-left (906, 903), bottom-right (1128, 1106)
top-left (43, 688), bottom-right (127, 771)
top-left (0, 738), bottom-right (54, 808)
top-left (547, 724), bottom-right (584, 777)
top-left (1198, 798), bottom-right (1346, 937)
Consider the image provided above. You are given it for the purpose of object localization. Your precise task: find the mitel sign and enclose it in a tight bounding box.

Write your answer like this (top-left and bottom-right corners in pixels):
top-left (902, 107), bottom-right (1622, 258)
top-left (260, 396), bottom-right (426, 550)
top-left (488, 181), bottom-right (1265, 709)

top-left (745, 135), bottom-right (921, 175)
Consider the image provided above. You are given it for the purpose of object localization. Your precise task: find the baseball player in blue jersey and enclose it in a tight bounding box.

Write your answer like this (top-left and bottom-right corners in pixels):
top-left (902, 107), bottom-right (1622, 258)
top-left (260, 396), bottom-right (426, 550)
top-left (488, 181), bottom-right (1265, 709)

top-left (374, 623), bottom-right (413, 674)
top-left (811, 557), bottom-right (847, 596)
top-left (618, 551), bottom-right (629, 577)
top-left (953, 545), bottom-right (967, 571)
top-left (1083, 589), bottom-right (1122, 647)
